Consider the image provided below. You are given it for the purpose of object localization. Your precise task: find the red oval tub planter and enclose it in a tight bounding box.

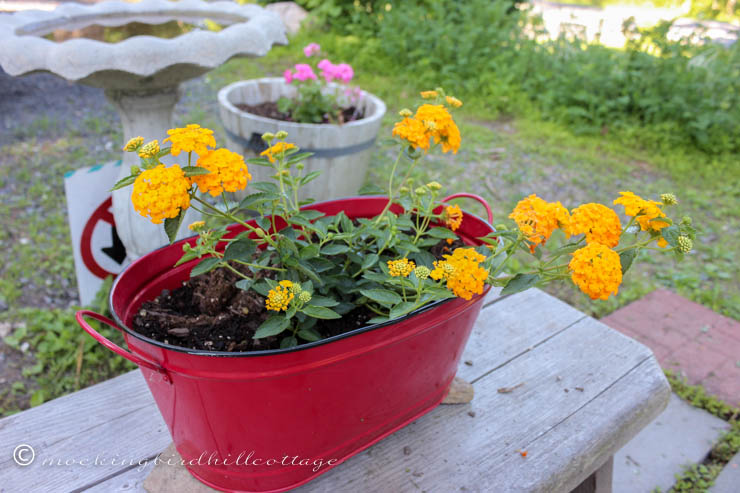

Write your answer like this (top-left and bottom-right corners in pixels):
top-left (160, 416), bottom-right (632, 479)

top-left (76, 195), bottom-right (495, 493)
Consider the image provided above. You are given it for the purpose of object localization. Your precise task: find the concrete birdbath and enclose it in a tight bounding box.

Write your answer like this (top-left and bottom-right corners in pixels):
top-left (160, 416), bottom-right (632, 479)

top-left (0, 0), bottom-right (287, 259)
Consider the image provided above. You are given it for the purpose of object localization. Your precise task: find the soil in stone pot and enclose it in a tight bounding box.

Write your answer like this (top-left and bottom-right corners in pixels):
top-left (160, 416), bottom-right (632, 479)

top-left (236, 101), bottom-right (365, 124)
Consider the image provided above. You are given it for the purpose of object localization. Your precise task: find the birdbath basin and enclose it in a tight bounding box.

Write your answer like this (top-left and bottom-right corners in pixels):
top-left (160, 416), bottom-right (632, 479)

top-left (0, 0), bottom-right (287, 259)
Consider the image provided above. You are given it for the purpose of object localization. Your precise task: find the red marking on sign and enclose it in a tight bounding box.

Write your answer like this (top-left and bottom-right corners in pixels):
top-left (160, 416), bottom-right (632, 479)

top-left (81, 197), bottom-right (117, 279)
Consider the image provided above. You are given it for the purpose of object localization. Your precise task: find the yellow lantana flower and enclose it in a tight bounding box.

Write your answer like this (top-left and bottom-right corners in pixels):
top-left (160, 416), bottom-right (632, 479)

top-left (388, 258), bottom-right (416, 277)
top-left (392, 117), bottom-right (430, 151)
top-left (431, 248), bottom-right (488, 300)
top-left (138, 140), bottom-right (160, 159)
top-left (164, 124), bottom-right (217, 157)
top-left (569, 243), bottom-right (622, 300)
top-left (445, 204), bottom-right (464, 232)
top-left (260, 142), bottom-right (297, 163)
top-left (445, 96), bottom-right (463, 108)
top-left (123, 136), bottom-right (143, 152)
top-left (415, 104), bottom-right (461, 154)
top-left (613, 191), bottom-right (669, 232)
top-left (509, 195), bottom-right (571, 253)
top-left (131, 164), bottom-right (191, 224)
top-left (265, 281), bottom-right (294, 312)
top-left (193, 148), bottom-right (251, 196)
top-left (568, 203), bottom-right (622, 248)
top-left (420, 90), bottom-right (438, 99)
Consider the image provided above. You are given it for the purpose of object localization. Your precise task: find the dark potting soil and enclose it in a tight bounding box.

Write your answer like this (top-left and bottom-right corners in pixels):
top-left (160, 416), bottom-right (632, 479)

top-left (235, 101), bottom-right (365, 124)
top-left (131, 237), bottom-right (466, 353)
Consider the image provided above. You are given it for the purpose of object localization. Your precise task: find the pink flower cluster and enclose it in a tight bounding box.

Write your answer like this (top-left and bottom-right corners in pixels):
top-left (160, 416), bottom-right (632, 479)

top-left (317, 59), bottom-right (354, 84)
top-left (283, 43), bottom-right (355, 85)
top-left (303, 43), bottom-right (320, 57)
top-left (283, 63), bottom-right (317, 83)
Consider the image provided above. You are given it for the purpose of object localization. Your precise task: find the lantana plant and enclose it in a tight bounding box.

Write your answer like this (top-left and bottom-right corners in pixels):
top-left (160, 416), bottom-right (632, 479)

top-left (278, 42), bottom-right (361, 124)
top-left (113, 89), bottom-right (694, 350)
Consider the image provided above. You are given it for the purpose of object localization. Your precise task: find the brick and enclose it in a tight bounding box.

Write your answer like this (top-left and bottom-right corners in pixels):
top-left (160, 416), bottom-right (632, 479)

top-left (702, 359), bottom-right (740, 406)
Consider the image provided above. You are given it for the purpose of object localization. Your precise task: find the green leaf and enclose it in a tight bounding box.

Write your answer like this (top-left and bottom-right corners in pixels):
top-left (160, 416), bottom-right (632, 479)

top-left (310, 296), bottom-right (339, 307)
top-left (296, 259), bottom-right (322, 284)
top-left (662, 225), bottom-right (680, 247)
top-left (256, 217), bottom-right (271, 231)
top-left (321, 244), bottom-right (350, 255)
top-left (280, 336), bottom-right (298, 348)
top-left (181, 166), bottom-right (211, 176)
top-left (360, 289), bottom-right (402, 306)
top-left (235, 279), bottom-right (253, 291)
top-left (619, 249), bottom-right (637, 274)
top-left (552, 242), bottom-right (583, 255)
top-left (367, 316), bottom-right (389, 324)
top-left (361, 254), bottom-right (379, 270)
top-left (252, 281), bottom-right (271, 296)
top-left (190, 257), bottom-right (220, 277)
top-left (174, 249), bottom-right (200, 267)
top-left (501, 273), bottom-right (540, 296)
top-left (301, 171), bottom-right (322, 185)
top-left (301, 305), bottom-right (341, 319)
top-left (251, 181), bottom-right (280, 194)
top-left (238, 192), bottom-right (281, 209)
top-left (110, 174), bottom-right (137, 191)
top-left (389, 302), bottom-right (418, 320)
top-left (287, 152), bottom-right (314, 164)
top-left (297, 327), bottom-right (322, 342)
top-left (223, 238), bottom-right (256, 262)
top-left (254, 316), bottom-right (290, 339)
top-left (397, 240), bottom-right (420, 252)
top-left (300, 244), bottom-right (320, 259)
top-left (358, 183), bottom-right (385, 195)
top-left (300, 209), bottom-right (325, 221)
top-left (426, 227), bottom-right (458, 239)
top-left (164, 211), bottom-right (186, 244)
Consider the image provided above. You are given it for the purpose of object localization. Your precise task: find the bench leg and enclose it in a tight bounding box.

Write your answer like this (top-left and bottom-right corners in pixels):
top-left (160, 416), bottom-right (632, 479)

top-left (570, 456), bottom-right (613, 493)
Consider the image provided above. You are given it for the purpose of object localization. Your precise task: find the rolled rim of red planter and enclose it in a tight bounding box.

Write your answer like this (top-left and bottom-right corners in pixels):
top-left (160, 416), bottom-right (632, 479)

top-left (103, 194), bottom-right (496, 358)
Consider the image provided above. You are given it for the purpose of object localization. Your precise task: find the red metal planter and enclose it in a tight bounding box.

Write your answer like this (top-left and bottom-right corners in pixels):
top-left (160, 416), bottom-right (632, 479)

top-left (76, 195), bottom-right (495, 493)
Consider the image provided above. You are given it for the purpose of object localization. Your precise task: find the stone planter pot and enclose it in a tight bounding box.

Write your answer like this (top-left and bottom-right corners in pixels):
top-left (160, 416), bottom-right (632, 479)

top-left (218, 77), bottom-right (386, 202)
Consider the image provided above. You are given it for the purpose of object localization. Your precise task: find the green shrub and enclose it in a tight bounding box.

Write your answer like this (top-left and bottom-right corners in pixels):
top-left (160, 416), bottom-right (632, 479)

top-left (322, 0), bottom-right (740, 154)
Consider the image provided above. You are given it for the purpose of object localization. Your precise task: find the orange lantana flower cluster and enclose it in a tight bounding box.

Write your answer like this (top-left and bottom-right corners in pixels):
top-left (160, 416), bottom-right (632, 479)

top-left (193, 148), bottom-right (252, 197)
top-left (509, 195), bottom-right (571, 253)
top-left (568, 203), bottom-right (622, 248)
top-left (445, 204), bottom-right (463, 232)
top-left (568, 243), bottom-right (622, 300)
top-left (430, 248), bottom-right (488, 300)
top-left (131, 164), bottom-right (191, 224)
top-left (613, 191), bottom-right (669, 232)
top-left (164, 124), bottom-right (217, 157)
top-left (392, 100), bottom-right (461, 154)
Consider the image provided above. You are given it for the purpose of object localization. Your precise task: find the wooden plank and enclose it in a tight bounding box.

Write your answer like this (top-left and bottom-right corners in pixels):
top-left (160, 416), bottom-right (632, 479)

top-left (0, 371), bottom-right (170, 493)
top-left (456, 288), bottom-right (587, 382)
top-left (283, 317), bottom-right (665, 492)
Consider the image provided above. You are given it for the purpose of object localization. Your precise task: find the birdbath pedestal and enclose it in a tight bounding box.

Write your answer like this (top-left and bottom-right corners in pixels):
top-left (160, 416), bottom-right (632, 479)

top-left (0, 0), bottom-right (287, 259)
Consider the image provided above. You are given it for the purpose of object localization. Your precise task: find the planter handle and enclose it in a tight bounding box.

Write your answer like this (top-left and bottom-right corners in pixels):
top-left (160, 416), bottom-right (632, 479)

top-left (76, 310), bottom-right (170, 383)
top-left (442, 193), bottom-right (493, 224)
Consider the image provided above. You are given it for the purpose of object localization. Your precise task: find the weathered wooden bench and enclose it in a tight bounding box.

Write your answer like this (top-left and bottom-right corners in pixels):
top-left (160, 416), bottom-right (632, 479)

top-left (0, 288), bottom-right (670, 492)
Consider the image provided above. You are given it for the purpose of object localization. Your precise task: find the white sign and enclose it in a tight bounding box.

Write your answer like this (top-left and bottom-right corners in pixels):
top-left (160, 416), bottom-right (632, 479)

top-left (64, 160), bottom-right (128, 305)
